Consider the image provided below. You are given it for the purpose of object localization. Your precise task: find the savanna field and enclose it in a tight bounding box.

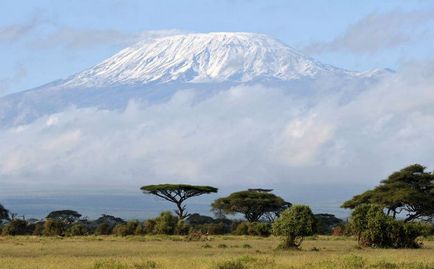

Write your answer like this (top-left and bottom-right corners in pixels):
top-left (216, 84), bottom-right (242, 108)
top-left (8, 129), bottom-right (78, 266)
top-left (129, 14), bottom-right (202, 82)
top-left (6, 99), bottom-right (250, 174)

top-left (0, 236), bottom-right (433, 269)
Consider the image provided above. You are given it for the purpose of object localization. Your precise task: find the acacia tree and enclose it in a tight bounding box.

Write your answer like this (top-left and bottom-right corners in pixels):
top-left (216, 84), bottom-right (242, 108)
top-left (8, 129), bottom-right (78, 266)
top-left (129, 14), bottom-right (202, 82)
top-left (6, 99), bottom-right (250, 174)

top-left (140, 184), bottom-right (218, 219)
top-left (46, 210), bottom-right (82, 224)
top-left (272, 205), bottom-right (316, 249)
top-left (342, 164), bottom-right (434, 222)
top-left (211, 189), bottom-right (290, 222)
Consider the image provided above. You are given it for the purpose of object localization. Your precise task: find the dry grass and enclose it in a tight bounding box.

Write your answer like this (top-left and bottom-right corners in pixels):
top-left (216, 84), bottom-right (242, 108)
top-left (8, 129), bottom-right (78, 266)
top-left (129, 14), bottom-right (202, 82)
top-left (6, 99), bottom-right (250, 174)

top-left (0, 235), bottom-right (433, 269)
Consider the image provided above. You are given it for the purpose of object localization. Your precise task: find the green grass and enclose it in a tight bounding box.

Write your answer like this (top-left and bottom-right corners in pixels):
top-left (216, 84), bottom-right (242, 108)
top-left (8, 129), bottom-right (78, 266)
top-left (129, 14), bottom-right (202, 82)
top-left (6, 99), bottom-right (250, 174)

top-left (0, 236), bottom-right (433, 269)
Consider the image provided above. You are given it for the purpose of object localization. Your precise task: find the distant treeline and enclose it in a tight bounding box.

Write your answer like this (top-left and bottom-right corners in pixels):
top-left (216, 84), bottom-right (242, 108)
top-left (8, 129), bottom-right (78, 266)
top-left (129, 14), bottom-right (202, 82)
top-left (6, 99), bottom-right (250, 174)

top-left (1, 164), bottom-right (433, 249)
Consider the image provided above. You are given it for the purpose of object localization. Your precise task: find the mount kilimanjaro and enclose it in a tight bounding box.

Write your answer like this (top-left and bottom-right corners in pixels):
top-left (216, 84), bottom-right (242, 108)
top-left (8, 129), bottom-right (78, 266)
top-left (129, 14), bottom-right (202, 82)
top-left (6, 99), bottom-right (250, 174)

top-left (0, 32), bottom-right (390, 126)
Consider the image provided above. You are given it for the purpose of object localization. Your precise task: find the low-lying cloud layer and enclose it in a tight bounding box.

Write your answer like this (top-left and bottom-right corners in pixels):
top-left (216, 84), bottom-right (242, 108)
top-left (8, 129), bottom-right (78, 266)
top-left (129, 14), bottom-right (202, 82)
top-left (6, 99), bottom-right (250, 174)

top-left (0, 60), bottom-right (433, 196)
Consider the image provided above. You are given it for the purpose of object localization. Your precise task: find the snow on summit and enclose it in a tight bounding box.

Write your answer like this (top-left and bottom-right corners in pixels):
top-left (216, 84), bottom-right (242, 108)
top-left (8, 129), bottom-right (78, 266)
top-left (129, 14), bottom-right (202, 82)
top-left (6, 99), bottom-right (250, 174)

top-left (63, 32), bottom-right (343, 88)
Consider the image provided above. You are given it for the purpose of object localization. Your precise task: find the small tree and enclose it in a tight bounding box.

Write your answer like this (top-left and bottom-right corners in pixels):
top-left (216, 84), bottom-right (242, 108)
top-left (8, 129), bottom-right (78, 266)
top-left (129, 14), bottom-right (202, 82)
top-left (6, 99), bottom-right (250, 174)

top-left (46, 210), bottom-right (82, 224)
top-left (212, 189), bottom-right (290, 222)
top-left (141, 184), bottom-right (218, 219)
top-left (272, 205), bottom-right (316, 249)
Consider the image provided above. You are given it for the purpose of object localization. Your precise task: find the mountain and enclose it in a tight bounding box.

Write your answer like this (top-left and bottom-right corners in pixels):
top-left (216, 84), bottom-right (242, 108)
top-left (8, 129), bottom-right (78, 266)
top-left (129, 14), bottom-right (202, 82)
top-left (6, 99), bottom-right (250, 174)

top-left (0, 32), bottom-right (390, 127)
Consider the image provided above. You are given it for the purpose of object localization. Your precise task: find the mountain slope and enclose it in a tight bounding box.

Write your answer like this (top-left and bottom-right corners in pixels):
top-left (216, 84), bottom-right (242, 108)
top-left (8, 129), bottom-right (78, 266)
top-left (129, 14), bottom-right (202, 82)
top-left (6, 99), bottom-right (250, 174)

top-left (62, 32), bottom-right (347, 88)
top-left (0, 32), bottom-right (390, 127)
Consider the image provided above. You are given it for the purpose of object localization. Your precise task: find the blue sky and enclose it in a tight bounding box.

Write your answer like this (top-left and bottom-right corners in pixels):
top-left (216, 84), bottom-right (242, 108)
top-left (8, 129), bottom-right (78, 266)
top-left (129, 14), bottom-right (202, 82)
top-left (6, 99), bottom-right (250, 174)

top-left (1, 0), bottom-right (433, 96)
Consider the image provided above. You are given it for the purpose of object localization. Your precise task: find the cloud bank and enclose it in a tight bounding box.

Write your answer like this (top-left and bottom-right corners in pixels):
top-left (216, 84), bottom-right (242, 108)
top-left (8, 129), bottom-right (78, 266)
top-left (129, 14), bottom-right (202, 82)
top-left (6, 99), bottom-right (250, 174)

top-left (305, 8), bottom-right (434, 54)
top-left (0, 60), bottom-right (433, 197)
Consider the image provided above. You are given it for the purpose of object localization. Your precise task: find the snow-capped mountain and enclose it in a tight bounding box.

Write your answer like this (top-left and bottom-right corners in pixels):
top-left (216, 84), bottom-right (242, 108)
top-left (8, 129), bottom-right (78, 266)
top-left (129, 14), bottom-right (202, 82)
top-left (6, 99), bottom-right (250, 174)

top-left (63, 32), bottom-right (345, 87)
top-left (0, 32), bottom-right (390, 126)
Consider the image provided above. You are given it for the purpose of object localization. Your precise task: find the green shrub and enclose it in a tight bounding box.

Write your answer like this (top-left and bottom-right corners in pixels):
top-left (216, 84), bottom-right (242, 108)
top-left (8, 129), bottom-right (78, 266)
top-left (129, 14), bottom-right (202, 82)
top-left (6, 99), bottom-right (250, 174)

top-left (95, 223), bottom-right (111, 235)
top-left (233, 222), bottom-right (249, 235)
top-left (143, 219), bottom-right (156, 235)
top-left (112, 223), bottom-right (128, 236)
top-left (32, 223), bottom-right (44, 236)
top-left (205, 222), bottom-right (226, 235)
top-left (175, 219), bottom-right (190, 235)
top-left (44, 220), bottom-right (65, 236)
top-left (1, 219), bottom-right (28, 236)
top-left (125, 220), bottom-right (140, 235)
top-left (66, 223), bottom-right (88, 236)
top-left (154, 211), bottom-right (178, 235)
top-left (247, 222), bottom-right (271, 236)
top-left (349, 204), bottom-right (424, 248)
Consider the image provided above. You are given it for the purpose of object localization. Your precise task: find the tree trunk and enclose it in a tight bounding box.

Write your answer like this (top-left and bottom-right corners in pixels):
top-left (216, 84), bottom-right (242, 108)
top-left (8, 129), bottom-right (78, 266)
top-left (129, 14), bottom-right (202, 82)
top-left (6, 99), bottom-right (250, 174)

top-left (176, 202), bottom-right (185, 219)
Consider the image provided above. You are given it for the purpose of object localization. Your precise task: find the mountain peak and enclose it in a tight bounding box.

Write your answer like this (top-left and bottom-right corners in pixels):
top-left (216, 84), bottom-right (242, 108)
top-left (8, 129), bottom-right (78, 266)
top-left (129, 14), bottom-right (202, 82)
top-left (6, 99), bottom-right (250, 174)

top-left (62, 32), bottom-right (340, 88)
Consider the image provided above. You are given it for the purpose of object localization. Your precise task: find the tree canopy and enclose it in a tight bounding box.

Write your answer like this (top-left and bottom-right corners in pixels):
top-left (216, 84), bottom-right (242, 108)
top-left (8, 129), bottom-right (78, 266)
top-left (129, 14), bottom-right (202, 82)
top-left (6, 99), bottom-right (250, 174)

top-left (0, 203), bottom-right (9, 221)
top-left (272, 205), bottom-right (316, 248)
top-left (342, 164), bottom-right (434, 222)
top-left (140, 184), bottom-right (218, 219)
top-left (46, 210), bottom-right (82, 224)
top-left (211, 189), bottom-right (290, 222)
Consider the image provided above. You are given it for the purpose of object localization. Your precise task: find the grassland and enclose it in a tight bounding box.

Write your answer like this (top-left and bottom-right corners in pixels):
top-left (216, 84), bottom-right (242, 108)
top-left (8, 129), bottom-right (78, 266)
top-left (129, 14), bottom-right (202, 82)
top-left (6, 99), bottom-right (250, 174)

top-left (0, 236), bottom-right (433, 269)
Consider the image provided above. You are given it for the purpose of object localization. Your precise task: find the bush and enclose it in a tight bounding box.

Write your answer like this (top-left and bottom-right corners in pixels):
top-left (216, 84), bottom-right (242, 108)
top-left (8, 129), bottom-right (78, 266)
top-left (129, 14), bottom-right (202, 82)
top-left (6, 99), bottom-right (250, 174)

top-left (205, 222), bottom-right (226, 235)
top-left (272, 205), bottom-right (316, 249)
top-left (66, 223), bottom-right (88, 236)
top-left (175, 219), bottom-right (190, 235)
top-left (112, 223), bottom-right (128, 236)
top-left (44, 220), bottom-right (65, 236)
top-left (154, 211), bottom-right (178, 235)
top-left (233, 222), bottom-right (249, 235)
top-left (134, 224), bottom-right (144, 235)
top-left (1, 219), bottom-right (28, 236)
top-left (349, 204), bottom-right (424, 248)
top-left (247, 222), bottom-right (271, 237)
top-left (125, 220), bottom-right (140, 235)
top-left (33, 223), bottom-right (44, 236)
top-left (95, 223), bottom-right (111, 235)
top-left (143, 219), bottom-right (156, 235)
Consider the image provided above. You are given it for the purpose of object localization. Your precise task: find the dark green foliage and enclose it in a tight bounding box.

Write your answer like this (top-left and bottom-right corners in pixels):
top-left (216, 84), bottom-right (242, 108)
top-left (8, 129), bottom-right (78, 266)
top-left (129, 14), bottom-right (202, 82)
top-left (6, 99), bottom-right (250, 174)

top-left (212, 189), bottom-right (290, 222)
top-left (112, 223), bottom-right (128, 236)
top-left (349, 204), bottom-right (424, 248)
top-left (95, 223), bottom-right (111, 235)
top-left (140, 184), bottom-right (218, 219)
top-left (32, 223), bottom-right (44, 236)
top-left (142, 219), bottom-right (156, 234)
top-left (233, 222), bottom-right (249, 235)
top-left (1, 219), bottom-right (28, 236)
top-left (186, 213), bottom-right (215, 226)
top-left (247, 222), bottom-right (271, 236)
top-left (272, 205), bottom-right (316, 249)
top-left (125, 220), bottom-right (140, 235)
top-left (315, 214), bottom-right (344, 234)
top-left (46, 210), bottom-right (82, 224)
top-left (66, 223), bottom-right (88, 236)
top-left (154, 211), bottom-right (178, 235)
top-left (44, 220), bottom-right (65, 236)
top-left (0, 203), bottom-right (9, 222)
top-left (175, 219), bottom-right (190, 235)
top-left (342, 164), bottom-right (434, 222)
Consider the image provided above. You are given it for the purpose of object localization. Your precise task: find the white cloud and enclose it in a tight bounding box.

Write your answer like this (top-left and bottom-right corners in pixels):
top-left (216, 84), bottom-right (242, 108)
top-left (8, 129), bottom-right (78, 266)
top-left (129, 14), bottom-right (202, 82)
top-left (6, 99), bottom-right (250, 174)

top-left (0, 60), bottom-right (433, 195)
top-left (305, 8), bottom-right (434, 54)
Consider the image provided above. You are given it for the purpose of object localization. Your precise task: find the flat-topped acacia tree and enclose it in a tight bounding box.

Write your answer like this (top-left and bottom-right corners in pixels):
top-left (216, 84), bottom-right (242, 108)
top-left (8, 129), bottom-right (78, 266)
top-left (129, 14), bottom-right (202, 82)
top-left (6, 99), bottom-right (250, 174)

top-left (140, 184), bottom-right (218, 219)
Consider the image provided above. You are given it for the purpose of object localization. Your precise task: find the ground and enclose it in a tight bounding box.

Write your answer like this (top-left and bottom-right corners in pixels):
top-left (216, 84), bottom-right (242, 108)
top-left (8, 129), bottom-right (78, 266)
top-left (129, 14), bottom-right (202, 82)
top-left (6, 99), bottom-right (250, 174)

top-left (0, 236), bottom-right (433, 269)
